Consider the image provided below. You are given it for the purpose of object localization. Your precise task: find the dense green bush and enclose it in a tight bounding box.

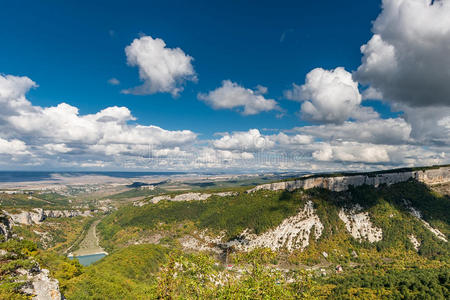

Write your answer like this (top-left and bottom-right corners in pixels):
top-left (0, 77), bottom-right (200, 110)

top-left (63, 244), bottom-right (168, 299)
top-left (98, 190), bottom-right (306, 250)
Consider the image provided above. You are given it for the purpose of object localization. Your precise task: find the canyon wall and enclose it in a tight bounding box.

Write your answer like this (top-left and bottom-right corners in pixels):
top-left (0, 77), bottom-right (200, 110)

top-left (248, 166), bottom-right (450, 193)
top-left (2, 208), bottom-right (95, 226)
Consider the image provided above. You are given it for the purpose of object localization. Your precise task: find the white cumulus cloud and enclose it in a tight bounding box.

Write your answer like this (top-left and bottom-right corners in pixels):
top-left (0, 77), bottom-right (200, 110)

top-left (213, 129), bottom-right (274, 151)
top-left (285, 67), bottom-right (376, 124)
top-left (400, 105), bottom-right (450, 145)
top-left (312, 142), bottom-right (391, 163)
top-left (270, 132), bottom-right (314, 145)
top-left (122, 35), bottom-right (196, 96)
top-left (198, 80), bottom-right (279, 115)
top-left (0, 138), bottom-right (29, 155)
top-left (354, 0), bottom-right (450, 107)
top-left (0, 73), bottom-right (198, 167)
top-left (297, 118), bottom-right (412, 145)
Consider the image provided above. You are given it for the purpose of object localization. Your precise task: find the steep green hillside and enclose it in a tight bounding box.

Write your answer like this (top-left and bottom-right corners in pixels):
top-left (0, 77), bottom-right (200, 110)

top-left (62, 244), bottom-right (168, 299)
top-left (98, 190), bottom-right (306, 251)
top-left (98, 180), bottom-right (449, 259)
top-left (2, 179), bottom-right (449, 299)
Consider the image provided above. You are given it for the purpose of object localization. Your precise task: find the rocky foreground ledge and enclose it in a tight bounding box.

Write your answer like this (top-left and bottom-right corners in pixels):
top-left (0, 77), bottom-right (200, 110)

top-left (247, 166), bottom-right (450, 193)
top-left (1, 213), bottom-right (62, 300)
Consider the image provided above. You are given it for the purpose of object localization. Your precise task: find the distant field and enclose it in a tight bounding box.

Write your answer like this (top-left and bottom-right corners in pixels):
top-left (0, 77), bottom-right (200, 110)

top-left (102, 188), bottom-right (162, 200)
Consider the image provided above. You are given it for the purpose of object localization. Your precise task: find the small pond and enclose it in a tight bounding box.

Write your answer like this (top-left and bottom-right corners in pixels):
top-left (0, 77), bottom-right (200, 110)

top-left (69, 253), bottom-right (106, 266)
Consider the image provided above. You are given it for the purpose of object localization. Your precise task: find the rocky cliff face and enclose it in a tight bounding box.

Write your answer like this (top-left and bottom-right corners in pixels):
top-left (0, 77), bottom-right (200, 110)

top-left (338, 204), bottom-right (383, 243)
top-left (20, 267), bottom-right (62, 300)
top-left (248, 166), bottom-right (450, 193)
top-left (0, 213), bottom-right (62, 299)
top-left (229, 200), bottom-right (324, 251)
top-left (133, 191), bottom-right (239, 206)
top-left (3, 208), bottom-right (95, 226)
top-left (0, 212), bottom-right (12, 239)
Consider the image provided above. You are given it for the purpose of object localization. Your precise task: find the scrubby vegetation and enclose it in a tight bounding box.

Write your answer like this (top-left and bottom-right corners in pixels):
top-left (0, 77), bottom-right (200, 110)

top-left (11, 216), bottom-right (95, 253)
top-left (98, 190), bottom-right (306, 251)
top-left (103, 187), bottom-right (162, 200)
top-left (62, 244), bottom-right (168, 299)
top-left (0, 192), bottom-right (71, 209)
top-left (1, 179), bottom-right (449, 299)
top-left (98, 180), bottom-right (449, 255)
top-left (39, 247), bottom-right (450, 299)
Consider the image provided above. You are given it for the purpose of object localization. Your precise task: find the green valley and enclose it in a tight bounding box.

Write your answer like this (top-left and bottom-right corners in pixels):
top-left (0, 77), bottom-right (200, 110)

top-left (1, 167), bottom-right (449, 299)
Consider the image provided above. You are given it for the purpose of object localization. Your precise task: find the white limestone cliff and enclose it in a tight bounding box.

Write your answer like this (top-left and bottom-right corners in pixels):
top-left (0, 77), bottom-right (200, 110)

top-left (247, 166), bottom-right (450, 193)
top-left (408, 206), bottom-right (448, 242)
top-left (228, 201), bottom-right (324, 252)
top-left (338, 205), bottom-right (383, 243)
top-left (409, 235), bottom-right (421, 251)
top-left (145, 191), bottom-right (238, 205)
top-left (3, 208), bottom-right (95, 226)
top-left (21, 268), bottom-right (62, 300)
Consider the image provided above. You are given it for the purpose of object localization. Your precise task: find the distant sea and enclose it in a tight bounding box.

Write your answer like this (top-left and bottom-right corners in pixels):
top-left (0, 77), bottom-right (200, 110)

top-left (0, 171), bottom-right (186, 182)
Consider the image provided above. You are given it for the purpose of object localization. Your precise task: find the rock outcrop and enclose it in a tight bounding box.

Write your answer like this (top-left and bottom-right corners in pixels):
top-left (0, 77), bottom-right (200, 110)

top-left (248, 166), bottom-right (450, 193)
top-left (3, 208), bottom-right (95, 226)
top-left (45, 209), bottom-right (93, 218)
top-left (408, 206), bottom-right (448, 242)
top-left (338, 205), bottom-right (383, 243)
top-left (179, 201), bottom-right (324, 253)
top-left (134, 191), bottom-right (239, 206)
top-left (151, 192), bottom-right (211, 203)
top-left (408, 235), bottom-right (421, 251)
top-left (4, 208), bottom-right (46, 225)
top-left (179, 235), bottom-right (223, 254)
top-left (0, 212), bottom-right (12, 240)
top-left (227, 201), bottom-right (324, 252)
top-left (21, 267), bottom-right (62, 300)
top-left (0, 224), bottom-right (62, 300)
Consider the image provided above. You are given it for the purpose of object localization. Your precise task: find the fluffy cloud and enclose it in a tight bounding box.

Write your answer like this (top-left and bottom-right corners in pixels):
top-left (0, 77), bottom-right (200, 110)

top-left (198, 80), bottom-right (279, 115)
top-left (270, 132), bottom-right (314, 145)
top-left (0, 74), bottom-right (197, 166)
top-left (362, 87), bottom-right (383, 100)
top-left (285, 67), bottom-right (376, 124)
top-left (297, 118), bottom-right (411, 145)
top-left (213, 129), bottom-right (274, 151)
top-left (354, 0), bottom-right (450, 107)
top-left (311, 141), bottom-right (447, 166)
top-left (42, 143), bottom-right (72, 154)
top-left (122, 36), bottom-right (196, 96)
top-left (206, 118), bottom-right (447, 169)
top-left (0, 138), bottom-right (28, 155)
top-left (400, 105), bottom-right (450, 145)
top-left (312, 142), bottom-right (391, 163)
top-left (0, 74), bottom-right (37, 115)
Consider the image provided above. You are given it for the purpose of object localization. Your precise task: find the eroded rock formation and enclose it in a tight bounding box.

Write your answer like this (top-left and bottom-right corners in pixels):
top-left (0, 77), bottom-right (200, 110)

top-left (21, 267), bottom-right (62, 300)
top-left (3, 208), bottom-right (95, 226)
top-left (248, 166), bottom-right (450, 193)
top-left (0, 212), bottom-right (12, 239)
top-left (230, 200), bottom-right (324, 251)
top-left (134, 191), bottom-right (239, 206)
top-left (338, 205), bottom-right (383, 243)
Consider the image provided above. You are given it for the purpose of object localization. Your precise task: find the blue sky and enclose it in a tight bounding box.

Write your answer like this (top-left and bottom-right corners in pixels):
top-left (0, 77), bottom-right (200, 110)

top-left (0, 0), bottom-right (448, 171)
top-left (0, 0), bottom-right (383, 136)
